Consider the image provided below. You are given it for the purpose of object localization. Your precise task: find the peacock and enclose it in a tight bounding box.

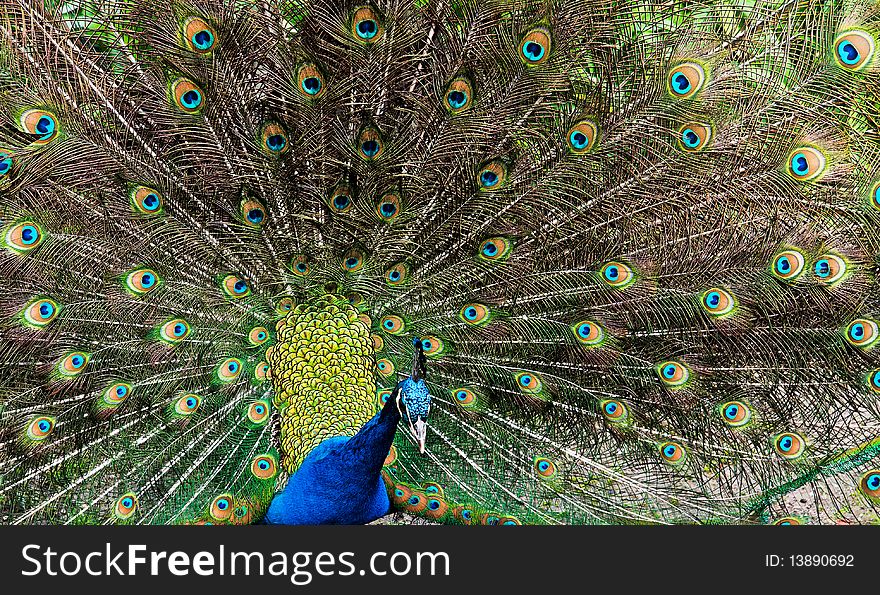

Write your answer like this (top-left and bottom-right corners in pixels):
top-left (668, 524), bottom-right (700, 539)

top-left (1, 0), bottom-right (880, 527)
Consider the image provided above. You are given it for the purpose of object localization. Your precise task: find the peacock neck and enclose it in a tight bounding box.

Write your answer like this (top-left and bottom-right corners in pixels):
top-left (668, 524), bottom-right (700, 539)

top-left (264, 386), bottom-right (400, 524)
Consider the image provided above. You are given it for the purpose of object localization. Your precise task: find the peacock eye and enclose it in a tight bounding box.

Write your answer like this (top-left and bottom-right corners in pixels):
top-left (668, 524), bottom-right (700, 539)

top-left (352, 6), bottom-right (383, 42)
top-left (297, 64), bottom-right (325, 99)
top-left (114, 493), bottom-right (138, 519)
top-left (222, 274), bottom-right (251, 298)
top-left (656, 360), bottom-right (690, 387)
top-left (787, 147), bottom-right (826, 181)
top-left (276, 297), bottom-right (295, 314)
top-left (358, 127), bottom-right (383, 160)
top-left (667, 63), bottom-right (705, 98)
top-left (27, 416), bottom-right (55, 441)
top-left (20, 109), bottom-right (59, 143)
top-left (385, 262), bottom-right (408, 286)
top-left (170, 78), bottom-right (204, 113)
top-left (184, 17), bottom-right (217, 53)
top-left (845, 318), bottom-right (878, 348)
top-left (250, 454), bottom-right (278, 479)
top-left (478, 237), bottom-right (512, 261)
top-left (175, 394), bottom-right (201, 415)
top-left (534, 457), bottom-right (557, 478)
top-left (254, 361), bottom-right (270, 381)
top-left (771, 249), bottom-right (805, 282)
top-left (126, 268), bottom-right (161, 294)
top-left (210, 494), bottom-right (234, 520)
top-left (572, 320), bottom-right (605, 346)
top-left (720, 400), bottom-right (751, 427)
top-left (871, 182), bottom-right (880, 211)
top-left (869, 369), bottom-right (880, 394)
top-left (420, 335), bottom-right (444, 356)
top-left (240, 198), bottom-right (267, 228)
top-left (701, 287), bottom-right (735, 317)
top-left (600, 399), bottom-right (628, 422)
top-left (566, 120), bottom-right (598, 154)
top-left (515, 371), bottom-right (543, 394)
top-left (132, 186), bottom-right (164, 215)
top-left (834, 30), bottom-right (875, 70)
top-left (342, 249), bottom-right (365, 273)
top-left (247, 400), bottom-right (271, 424)
top-left (376, 192), bottom-right (400, 221)
top-left (260, 123), bottom-right (288, 155)
top-left (376, 358), bottom-right (394, 376)
top-left (519, 28), bottom-right (551, 65)
top-left (773, 432), bottom-right (805, 460)
top-left (813, 254), bottom-right (846, 285)
top-left (678, 123), bottom-right (712, 152)
top-left (248, 326), bottom-right (269, 346)
top-left (600, 261), bottom-right (635, 288)
top-left (217, 357), bottom-right (243, 381)
top-left (5, 221), bottom-right (44, 252)
top-left (159, 318), bottom-right (191, 344)
top-left (59, 351), bottom-right (89, 376)
top-left (330, 186), bottom-right (353, 213)
top-left (376, 388), bottom-right (392, 408)
top-left (451, 387), bottom-right (478, 409)
top-left (477, 161), bottom-right (507, 190)
top-left (23, 297), bottom-right (59, 327)
top-left (445, 77), bottom-right (473, 113)
top-left (459, 303), bottom-right (490, 326)
top-left (0, 148), bottom-right (14, 178)
top-left (659, 441), bottom-right (686, 464)
top-left (289, 254), bottom-right (310, 277)
top-left (103, 382), bottom-right (131, 406)
top-left (860, 470), bottom-right (880, 499)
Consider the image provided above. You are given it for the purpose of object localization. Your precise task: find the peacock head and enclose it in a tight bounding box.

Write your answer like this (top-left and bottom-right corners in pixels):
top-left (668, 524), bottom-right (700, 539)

top-left (396, 337), bottom-right (431, 454)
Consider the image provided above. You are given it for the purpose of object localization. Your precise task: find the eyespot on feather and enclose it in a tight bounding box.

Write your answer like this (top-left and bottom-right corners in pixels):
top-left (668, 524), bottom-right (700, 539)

top-left (248, 326), bottom-right (269, 346)
top-left (217, 357), bottom-right (243, 381)
top-left (358, 127), bottom-right (383, 160)
top-left (289, 254), bottom-right (310, 277)
top-left (519, 28), bottom-right (552, 65)
top-left (20, 109), bottom-right (59, 143)
top-left (385, 262), bottom-right (408, 286)
top-left (773, 432), bottom-right (805, 460)
top-left (183, 17), bottom-right (217, 53)
top-left (834, 30), bottom-right (875, 70)
top-left (859, 470), bottom-right (880, 499)
top-left (813, 254), bottom-right (847, 285)
top-left (600, 399), bottom-right (628, 422)
top-left (26, 416), bottom-right (55, 441)
top-left (571, 320), bottom-right (605, 346)
top-left (247, 400), bottom-right (271, 424)
top-left (376, 358), bottom-right (394, 377)
top-left (667, 63), bottom-right (705, 98)
top-left (459, 303), bottom-right (491, 326)
top-left (787, 147), bottom-right (826, 181)
top-left (170, 78), bottom-right (205, 114)
top-left (251, 454), bottom-right (278, 479)
top-left (420, 335), bottom-right (445, 356)
top-left (451, 388), bottom-right (479, 410)
top-left (678, 123), bottom-right (712, 152)
top-left (600, 261), bottom-right (634, 288)
top-left (58, 351), bottom-right (89, 376)
top-left (114, 493), bottom-right (138, 519)
top-left (329, 185), bottom-right (353, 213)
top-left (174, 393), bottom-right (201, 416)
top-left (719, 400), bottom-right (751, 427)
top-left (131, 186), bottom-right (164, 215)
top-left (159, 318), bottom-right (191, 344)
top-left (656, 361), bottom-right (690, 387)
top-left (478, 237), bottom-right (512, 261)
top-left (534, 457), bottom-right (558, 479)
top-left (260, 123), bottom-right (289, 155)
top-left (342, 249), bottom-right (365, 273)
top-left (126, 268), bottom-right (161, 294)
top-left (701, 287), bottom-right (736, 317)
top-left (352, 6), bottom-right (383, 43)
top-left (5, 221), bottom-right (44, 253)
top-left (209, 494), bottom-right (234, 520)
top-left (23, 297), bottom-right (59, 327)
top-left (771, 250), bottom-right (806, 282)
top-left (103, 382), bottom-right (131, 406)
top-left (445, 77), bottom-right (473, 113)
top-left (477, 161), bottom-right (507, 190)
top-left (515, 371), bottom-right (543, 394)
top-left (222, 275), bottom-right (251, 298)
top-left (844, 318), bottom-right (878, 348)
top-left (376, 192), bottom-right (401, 222)
top-left (566, 120), bottom-right (598, 154)
top-left (297, 64), bottom-right (326, 99)
top-left (241, 198), bottom-right (267, 228)
top-left (659, 441), bottom-right (686, 464)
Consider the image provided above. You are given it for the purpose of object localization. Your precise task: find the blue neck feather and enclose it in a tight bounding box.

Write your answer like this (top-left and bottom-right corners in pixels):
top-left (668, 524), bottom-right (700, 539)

top-left (264, 393), bottom-right (401, 525)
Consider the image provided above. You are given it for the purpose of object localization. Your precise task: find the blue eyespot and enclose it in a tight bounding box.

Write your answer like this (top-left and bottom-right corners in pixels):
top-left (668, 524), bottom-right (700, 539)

top-left (36, 116), bottom-right (55, 138)
top-left (421, 339), bottom-right (432, 351)
top-left (361, 140), bottom-right (380, 157)
top-left (867, 474), bottom-right (880, 490)
top-left (192, 29), bottom-right (214, 50)
top-left (522, 41), bottom-right (545, 62)
top-left (255, 405), bottom-right (265, 415)
top-left (174, 323), bottom-right (186, 337)
top-left (724, 404), bottom-right (739, 420)
top-left (301, 76), bottom-right (322, 95)
top-left (577, 323), bottom-right (591, 338)
top-left (380, 202), bottom-right (396, 217)
top-left (389, 270), bottom-right (400, 281)
top-left (461, 509), bottom-right (472, 520)
top-left (448, 90), bottom-right (467, 109)
top-left (334, 195), bottom-right (350, 209)
top-left (480, 170), bottom-right (498, 187)
top-left (604, 266), bottom-right (619, 281)
top-left (141, 273), bottom-right (155, 288)
top-left (850, 323), bottom-right (865, 341)
top-left (482, 243), bottom-right (497, 256)
top-left (228, 361), bottom-right (239, 373)
top-left (142, 193), bottom-right (160, 211)
top-left (681, 128), bottom-right (700, 148)
top-left (357, 19), bottom-right (378, 39)
top-left (428, 499), bottom-right (441, 511)
top-left (19, 225), bottom-right (38, 245)
top-left (38, 420), bottom-right (51, 432)
top-left (464, 307), bottom-right (478, 320)
top-left (247, 208), bottom-right (264, 223)
top-left (519, 375), bottom-right (532, 387)
top-left (662, 364), bottom-right (676, 379)
top-left (259, 460), bottom-right (270, 470)
top-left (40, 302), bottom-right (54, 317)
top-left (394, 488), bottom-right (405, 498)
top-left (217, 499), bottom-right (228, 510)
top-left (0, 152), bottom-right (12, 176)
top-left (672, 73), bottom-right (691, 95)
top-left (779, 436), bottom-right (793, 451)
top-left (233, 280), bottom-right (248, 294)
top-left (186, 397), bottom-right (197, 408)
top-left (538, 461), bottom-right (550, 472)
top-left (791, 153), bottom-right (809, 176)
top-left (407, 495), bottom-right (420, 506)
top-left (663, 444), bottom-right (677, 457)
top-left (116, 385), bottom-right (128, 397)
top-left (604, 401), bottom-right (618, 415)
top-left (266, 134), bottom-right (286, 152)
top-left (838, 41), bottom-right (860, 65)
top-left (71, 355), bottom-right (84, 368)
top-left (181, 90), bottom-right (202, 110)
top-left (122, 497), bottom-right (133, 508)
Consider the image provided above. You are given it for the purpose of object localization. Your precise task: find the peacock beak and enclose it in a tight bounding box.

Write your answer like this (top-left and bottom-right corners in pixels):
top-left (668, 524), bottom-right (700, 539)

top-left (413, 417), bottom-right (428, 455)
